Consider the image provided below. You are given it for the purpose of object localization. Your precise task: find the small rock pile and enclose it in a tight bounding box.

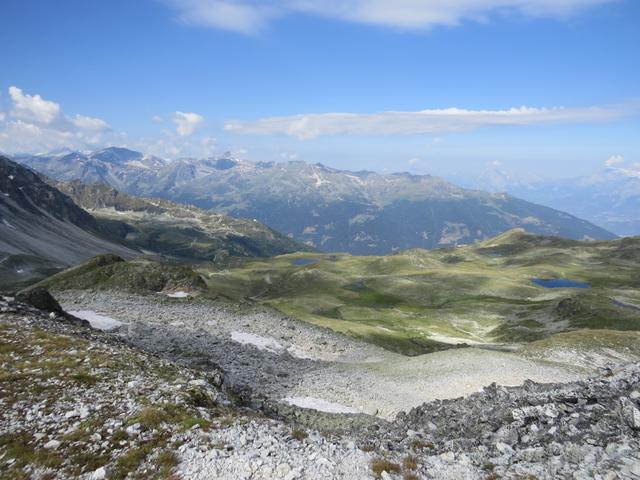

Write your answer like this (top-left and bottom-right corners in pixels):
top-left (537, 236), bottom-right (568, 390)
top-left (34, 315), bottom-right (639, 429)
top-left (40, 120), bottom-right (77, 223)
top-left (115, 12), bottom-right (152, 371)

top-left (175, 420), bottom-right (372, 479)
top-left (366, 364), bottom-right (640, 479)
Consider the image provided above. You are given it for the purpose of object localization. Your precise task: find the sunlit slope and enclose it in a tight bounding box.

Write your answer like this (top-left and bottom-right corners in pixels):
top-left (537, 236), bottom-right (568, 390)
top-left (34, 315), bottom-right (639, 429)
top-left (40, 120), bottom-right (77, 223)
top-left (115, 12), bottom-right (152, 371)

top-left (202, 229), bottom-right (640, 355)
top-left (52, 180), bottom-right (311, 261)
top-left (31, 254), bottom-right (207, 295)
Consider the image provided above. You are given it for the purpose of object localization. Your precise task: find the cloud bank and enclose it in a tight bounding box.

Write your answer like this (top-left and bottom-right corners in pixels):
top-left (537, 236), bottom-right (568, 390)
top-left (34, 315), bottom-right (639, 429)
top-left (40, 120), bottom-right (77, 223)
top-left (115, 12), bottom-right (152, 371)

top-left (604, 155), bottom-right (640, 178)
top-left (0, 87), bottom-right (209, 157)
top-left (0, 86), bottom-right (112, 153)
top-left (166, 0), bottom-right (616, 34)
top-left (224, 104), bottom-right (633, 139)
top-left (9, 86), bottom-right (61, 124)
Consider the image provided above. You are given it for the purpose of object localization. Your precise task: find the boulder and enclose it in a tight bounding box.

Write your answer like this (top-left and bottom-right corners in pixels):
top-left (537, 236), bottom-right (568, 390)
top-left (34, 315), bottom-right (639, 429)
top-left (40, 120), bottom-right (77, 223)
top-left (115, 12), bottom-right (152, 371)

top-left (621, 399), bottom-right (640, 430)
top-left (16, 287), bottom-right (63, 313)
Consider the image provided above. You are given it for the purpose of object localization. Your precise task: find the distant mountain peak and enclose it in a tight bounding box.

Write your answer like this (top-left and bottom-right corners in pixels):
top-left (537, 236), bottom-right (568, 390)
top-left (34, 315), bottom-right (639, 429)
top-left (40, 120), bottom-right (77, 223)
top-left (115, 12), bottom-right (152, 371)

top-left (212, 157), bottom-right (238, 170)
top-left (91, 146), bottom-right (142, 164)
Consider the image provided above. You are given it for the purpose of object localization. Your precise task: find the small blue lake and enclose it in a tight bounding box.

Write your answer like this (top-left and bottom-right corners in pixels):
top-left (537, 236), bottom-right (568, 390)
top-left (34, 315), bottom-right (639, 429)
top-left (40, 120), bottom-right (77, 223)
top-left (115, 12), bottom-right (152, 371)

top-left (531, 278), bottom-right (590, 289)
top-left (292, 258), bottom-right (319, 266)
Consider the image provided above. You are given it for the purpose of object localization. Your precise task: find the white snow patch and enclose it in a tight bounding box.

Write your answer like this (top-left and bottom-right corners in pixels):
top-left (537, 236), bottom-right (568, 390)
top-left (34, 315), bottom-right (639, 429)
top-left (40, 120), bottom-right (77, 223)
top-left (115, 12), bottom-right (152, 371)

top-left (282, 396), bottom-right (361, 414)
top-left (69, 310), bottom-right (123, 331)
top-left (312, 167), bottom-right (329, 187)
top-left (344, 173), bottom-right (363, 185)
top-left (286, 345), bottom-right (315, 360)
top-left (165, 291), bottom-right (190, 298)
top-left (126, 160), bottom-right (152, 170)
top-left (231, 331), bottom-right (284, 353)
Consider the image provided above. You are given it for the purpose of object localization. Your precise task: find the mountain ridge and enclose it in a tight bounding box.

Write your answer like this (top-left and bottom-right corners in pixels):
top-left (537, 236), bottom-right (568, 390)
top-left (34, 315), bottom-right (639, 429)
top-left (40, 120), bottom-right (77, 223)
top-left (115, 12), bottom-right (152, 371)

top-left (16, 147), bottom-right (617, 254)
top-left (0, 156), bottom-right (139, 289)
top-left (0, 156), bottom-right (310, 290)
top-left (51, 179), bottom-right (312, 261)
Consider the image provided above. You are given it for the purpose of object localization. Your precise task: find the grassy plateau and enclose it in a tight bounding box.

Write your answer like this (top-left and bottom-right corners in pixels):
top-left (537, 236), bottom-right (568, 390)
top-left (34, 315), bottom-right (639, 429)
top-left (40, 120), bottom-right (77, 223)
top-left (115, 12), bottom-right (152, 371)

top-left (199, 229), bottom-right (640, 355)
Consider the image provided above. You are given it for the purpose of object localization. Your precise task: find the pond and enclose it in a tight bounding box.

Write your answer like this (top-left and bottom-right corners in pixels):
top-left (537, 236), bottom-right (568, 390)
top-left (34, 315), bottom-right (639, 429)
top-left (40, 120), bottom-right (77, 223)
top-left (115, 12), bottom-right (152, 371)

top-left (531, 278), bottom-right (590, 289)
top-left (292, 258), bottom-right (319, 266)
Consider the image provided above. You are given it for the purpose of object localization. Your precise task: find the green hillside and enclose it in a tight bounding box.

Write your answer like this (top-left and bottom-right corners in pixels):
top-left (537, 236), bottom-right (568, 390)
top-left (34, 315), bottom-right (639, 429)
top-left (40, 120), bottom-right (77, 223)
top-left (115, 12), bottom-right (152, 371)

top-left (201, 229), bottom-right (640, 355)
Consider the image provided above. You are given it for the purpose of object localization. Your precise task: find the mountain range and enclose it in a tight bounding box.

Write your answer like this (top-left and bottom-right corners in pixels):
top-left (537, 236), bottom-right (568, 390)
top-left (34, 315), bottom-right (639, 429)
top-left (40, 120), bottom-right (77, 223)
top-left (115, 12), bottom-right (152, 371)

top-left (0, 157), bottom-right (306, 290)
top-left (16, 147), bottom-right (616, 255)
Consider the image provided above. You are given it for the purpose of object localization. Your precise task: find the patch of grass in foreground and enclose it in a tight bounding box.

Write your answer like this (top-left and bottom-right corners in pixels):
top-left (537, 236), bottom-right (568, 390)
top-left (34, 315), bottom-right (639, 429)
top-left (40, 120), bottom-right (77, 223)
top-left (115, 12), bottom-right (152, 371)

top-left (371, 458), bottom-right (402, 478)
top-left (127, 404), bottom-right (213, 433)
top-left (0, 433), bottom-right (64, 473)
top-left (112, 442), bottom-right (155, 480)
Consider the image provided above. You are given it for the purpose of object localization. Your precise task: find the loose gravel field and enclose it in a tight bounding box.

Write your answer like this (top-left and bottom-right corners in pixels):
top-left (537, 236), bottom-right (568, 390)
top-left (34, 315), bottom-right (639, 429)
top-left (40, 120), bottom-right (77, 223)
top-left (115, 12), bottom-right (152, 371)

top-left (57, 291), bottom-right (589, 419)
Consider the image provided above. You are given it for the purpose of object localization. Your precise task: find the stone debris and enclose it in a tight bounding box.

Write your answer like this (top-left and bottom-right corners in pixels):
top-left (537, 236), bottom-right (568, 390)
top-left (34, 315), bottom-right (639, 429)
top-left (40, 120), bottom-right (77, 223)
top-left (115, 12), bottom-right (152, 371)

top-left (55, 290), bottom-right (585, 420)
top-left (369, 364), bottom-right (640, 479)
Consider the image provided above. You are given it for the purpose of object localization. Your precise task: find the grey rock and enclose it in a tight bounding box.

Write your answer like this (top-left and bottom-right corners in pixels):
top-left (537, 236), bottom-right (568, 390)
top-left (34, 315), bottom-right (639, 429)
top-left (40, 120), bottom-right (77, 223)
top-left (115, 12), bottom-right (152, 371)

top-left (16, 288), bottom-right (63, 313)
top-left (43, 439), bottom-right (60, 449)
top-left (621, 399), bottom-right (640, 429)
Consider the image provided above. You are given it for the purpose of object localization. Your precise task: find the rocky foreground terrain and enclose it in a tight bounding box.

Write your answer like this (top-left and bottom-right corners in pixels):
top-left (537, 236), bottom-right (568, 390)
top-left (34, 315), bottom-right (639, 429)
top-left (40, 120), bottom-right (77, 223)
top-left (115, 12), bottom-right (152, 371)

top-left (1, 293), bottom-right (640, 479)
top-left (53, 290), bottom-right (585, 420)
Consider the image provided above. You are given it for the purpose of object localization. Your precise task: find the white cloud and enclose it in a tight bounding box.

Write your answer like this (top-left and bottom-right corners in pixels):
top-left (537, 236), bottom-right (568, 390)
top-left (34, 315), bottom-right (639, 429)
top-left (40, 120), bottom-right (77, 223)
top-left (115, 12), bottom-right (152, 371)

top-left (602, 155), bottom-right (640, 178)
top-left (9, 86), bottom-right (60, 124)
top-left (166, 0), bottom-right (615, 34)
top-left (0, 86), bottom-right (113, 153)
top-left (0, 87), bottom-right (216, 157)
top-left (71, 114), bottom-right (110, 131)
top-left (225, 104), bottom-right (633, 139)
top-left (152, 115), bottom-right (164, 123)
top-left (169, 0), bottom-right (278, 34)
top-left (605, 154), bottom-right (624, 167)
top-left (173, 111), bottom-right (205, 137)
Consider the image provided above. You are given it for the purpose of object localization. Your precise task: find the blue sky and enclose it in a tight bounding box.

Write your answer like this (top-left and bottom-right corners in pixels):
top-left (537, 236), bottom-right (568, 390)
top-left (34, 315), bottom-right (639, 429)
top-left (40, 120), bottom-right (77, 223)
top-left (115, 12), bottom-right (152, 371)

top-left (0, 0), bottom-right (639, 178)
